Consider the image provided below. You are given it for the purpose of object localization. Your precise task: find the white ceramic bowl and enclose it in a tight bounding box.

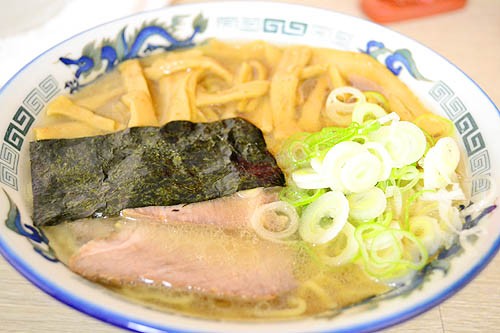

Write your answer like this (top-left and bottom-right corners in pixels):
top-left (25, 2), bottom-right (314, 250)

top-left (0, 2), bottom-right (498, 332)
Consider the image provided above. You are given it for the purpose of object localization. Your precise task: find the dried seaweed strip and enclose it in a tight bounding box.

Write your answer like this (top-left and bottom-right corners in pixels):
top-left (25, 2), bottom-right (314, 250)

top-left (30, 118), bottom-right (284, 227)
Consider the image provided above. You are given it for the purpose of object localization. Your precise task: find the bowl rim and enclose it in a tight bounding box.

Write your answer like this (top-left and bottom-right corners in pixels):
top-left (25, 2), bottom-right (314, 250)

top-left (0, 1), bottom-right (499, 332)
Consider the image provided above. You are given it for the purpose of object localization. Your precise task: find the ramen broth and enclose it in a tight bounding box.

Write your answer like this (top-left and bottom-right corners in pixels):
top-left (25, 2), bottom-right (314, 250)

top-left (35, 39), bottom-right (454, 320)
top-left (43, 218), bottom-right (389, 320)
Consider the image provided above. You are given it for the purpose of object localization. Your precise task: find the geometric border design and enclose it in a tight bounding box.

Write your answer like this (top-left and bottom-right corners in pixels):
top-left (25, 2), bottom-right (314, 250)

top-left (0, 143), bottom-right (19, 190)
top-left (0, 75), bottom-right (60, 191)
top-left (455, 113), bottom-right (486, 157)
top-left (428, 80), bottom-right (491, 196)
top-left (469, 150), bottom-right (491, 176)
top-left (215, 16), bottom-right (351, 48)
top-left (0, 143), bottom-right (19, 172)
top-left (428, 81), bottom-right (467, 120)
top-left (263, 18), bottom-right (307, 36)
top-left (4, 106), bottom-right (35, 151)
top-left (216, 17), bottom-right (239, 30)
top-left (472, 176), bottom-right (491, 195)
top-left (23, 75), bottom-right (60, 115)
top-left (215, 16), bottom-right (309, 36)
top-left (239, 17), bottom-right (260, 32)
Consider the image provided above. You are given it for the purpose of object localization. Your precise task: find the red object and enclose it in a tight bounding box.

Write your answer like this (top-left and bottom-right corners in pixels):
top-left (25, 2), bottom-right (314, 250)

top-left (361, 0), bottom-right (467, 23)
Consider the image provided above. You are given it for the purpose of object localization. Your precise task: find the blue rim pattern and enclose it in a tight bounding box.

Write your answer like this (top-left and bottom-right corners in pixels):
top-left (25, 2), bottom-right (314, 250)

top-left (0, 1), bottom-right (499, 332)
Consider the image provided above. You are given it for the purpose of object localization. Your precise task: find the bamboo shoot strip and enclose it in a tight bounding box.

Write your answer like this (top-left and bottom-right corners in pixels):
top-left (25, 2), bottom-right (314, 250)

top-left (30, 118), bottom-right (285, 227)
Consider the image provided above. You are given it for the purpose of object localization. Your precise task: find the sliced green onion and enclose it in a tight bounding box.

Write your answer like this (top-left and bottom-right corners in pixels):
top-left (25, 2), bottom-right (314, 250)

top-left (279, 186), bottom-right (326, 208)
top-left (348, 187), bottom-right (387, 222)
top-left (368, 228), bottom-right (428, 272)
top-left (316, 222), bottom-right (359, 266)
top-left (277, 132), bottom-right (312, 172)
top-left (339, 151), bottom-right (382, 193)
top-left (274, 87), bottom-right (463, 281)
top-left (385, 185), bottom-right (403, 218)
top-left (321, 141), bottom-right (365, 192)
top-left (367, 230), bottom-right (403, 264)
top-left (392, 165), bottom-right (422, 193)
top-left (362, 222), bottom-right (402, 252)
top-left (392, 165), bottom-right (420, 181)
top-left (355, 223), bottom-right (429, 279)
top-left (368, 121), bottom-right (427, 168)
top-left (291, 167), bottom-right (330, 189)
top-left (398, 177), bottom-right (421, 193)
top-left (376, 112), bottom-right (400, 125)
top-left (352, 102), bottom-right (388, 124)
top-left (363, 91), bottom-right (390, 111)
top-left (423, 137), bottom-right (460, 189)
top-left (364, 142), bottom-right (393, 182)
top-left (304, 125), bottom-right (359, 158)
top-left (310, 157), bottom-right (323, 173)
top-left (357, 119), bottom-right (382, 135)
top-left (376, 210), bottom-right (393, 227)
top-left (299, 191), bottom-right (349, 244)
top-left (321, 141), bottom-right (384, 193)
top-left (355, 223), bottom-right (397, 277)
top-left (395, 229), bottom-right (429, 270)
top-left (277, 121), bottom-right (382, 173)
top-left (420, 183), bottom-right (465, 202)
top-left (408, 215), bottom-right (443, 255)
top-left (251, 201), bottom-right (299, 242)
top-left (325, 86), bottom-right (367, 118)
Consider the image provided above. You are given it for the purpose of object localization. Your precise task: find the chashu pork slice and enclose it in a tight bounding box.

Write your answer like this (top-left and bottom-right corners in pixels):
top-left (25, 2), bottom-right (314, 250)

top-left (68, 220), bottom-right (297, 300)
top-left (121, 187), bottom-right (279, 229)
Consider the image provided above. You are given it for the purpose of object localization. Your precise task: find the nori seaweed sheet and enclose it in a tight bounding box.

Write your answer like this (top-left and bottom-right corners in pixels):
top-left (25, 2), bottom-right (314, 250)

top-left (30, 118), bottom-right (284, 226)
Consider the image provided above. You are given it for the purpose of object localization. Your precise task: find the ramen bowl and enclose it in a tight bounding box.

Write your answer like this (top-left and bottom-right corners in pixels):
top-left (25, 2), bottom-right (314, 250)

top-left (0, 1), bottom-right (498, 332)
